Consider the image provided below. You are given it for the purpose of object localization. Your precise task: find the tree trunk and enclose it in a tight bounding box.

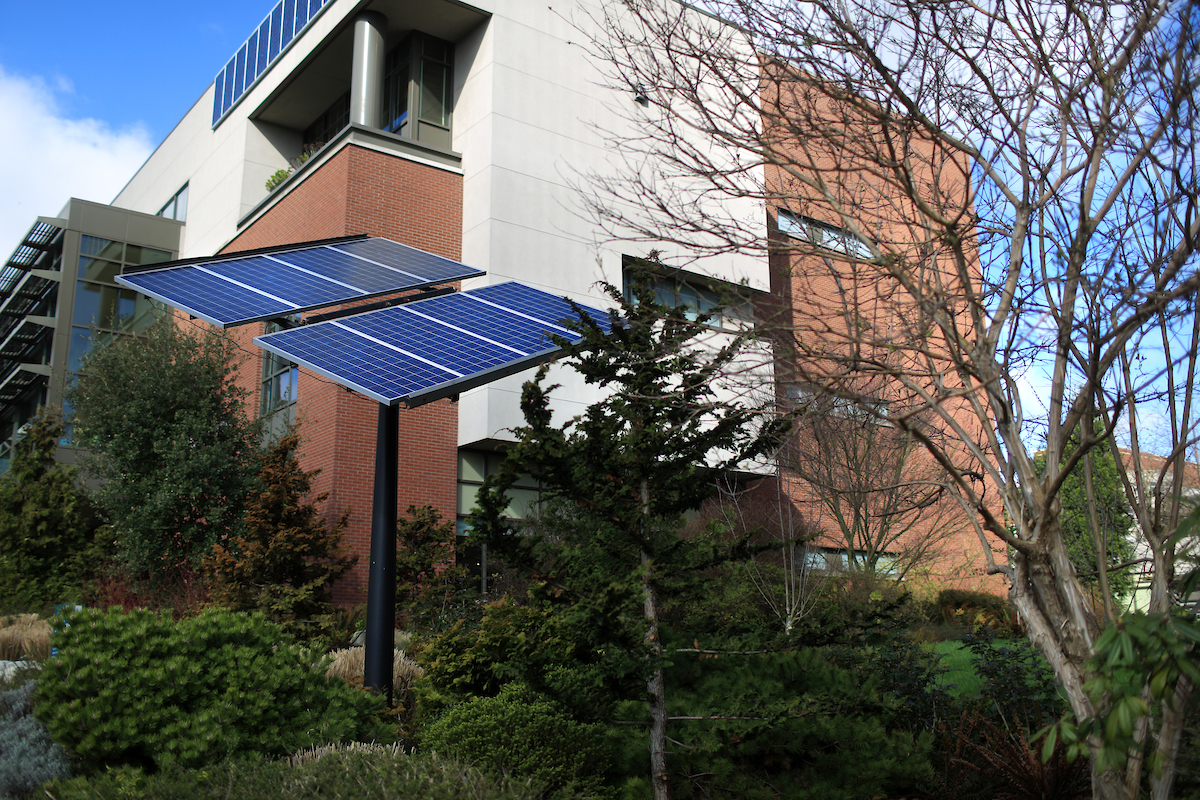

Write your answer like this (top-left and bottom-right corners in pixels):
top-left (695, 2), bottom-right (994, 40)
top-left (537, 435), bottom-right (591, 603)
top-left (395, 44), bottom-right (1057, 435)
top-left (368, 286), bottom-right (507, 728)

top-left (643, 548), bottom-right (670, 800)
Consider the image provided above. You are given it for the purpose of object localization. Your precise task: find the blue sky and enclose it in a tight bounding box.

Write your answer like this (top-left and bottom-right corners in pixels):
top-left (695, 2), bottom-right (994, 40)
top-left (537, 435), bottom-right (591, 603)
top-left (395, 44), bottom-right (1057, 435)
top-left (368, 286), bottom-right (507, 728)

top-left (0, 0), bottom-right (281, 251)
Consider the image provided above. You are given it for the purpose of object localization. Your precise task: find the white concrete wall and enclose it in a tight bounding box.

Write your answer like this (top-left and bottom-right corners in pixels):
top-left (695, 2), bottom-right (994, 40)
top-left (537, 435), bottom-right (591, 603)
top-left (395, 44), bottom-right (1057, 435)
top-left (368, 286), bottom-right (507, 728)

top-left (112, 0), bottom-right (358, 257)
top-left (454, 1), bottom-right (769, 444)
top-left (107, 0), bottom-right (772, 447)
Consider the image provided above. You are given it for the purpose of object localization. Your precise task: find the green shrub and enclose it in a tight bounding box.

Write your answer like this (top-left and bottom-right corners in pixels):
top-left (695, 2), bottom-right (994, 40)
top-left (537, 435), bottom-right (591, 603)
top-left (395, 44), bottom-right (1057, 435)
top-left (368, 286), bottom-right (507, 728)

top-left (0, 680), bottom-right (72, 798)
top-left (44, 750), bottom-right (554, 800)
top-left (35, 607), bottom-right (391, 772)
top-left (651, 647), bottom-right (934, 800)
top-left (421, 683), bottom-right (613, 797)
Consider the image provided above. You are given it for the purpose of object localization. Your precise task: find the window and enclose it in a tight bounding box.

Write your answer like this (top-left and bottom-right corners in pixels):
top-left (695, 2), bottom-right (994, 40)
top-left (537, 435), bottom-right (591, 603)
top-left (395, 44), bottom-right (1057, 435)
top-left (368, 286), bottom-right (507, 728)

top-left (303, 92), bottom-right (349, 150)
top-left (777, 210), bottom-right (871, 259)
top-left (456, 450), bottom-right (542, 593)
top-left (261, 320), bottom-right (298, 439)
top-left (787, 384), bottom-right (890, 423)
top-left (157, 184), bottom-right (189, 223)
top-left (383, 32), bottom-right (453, 150)
top-left (622, 256), bottom-right (753, 325)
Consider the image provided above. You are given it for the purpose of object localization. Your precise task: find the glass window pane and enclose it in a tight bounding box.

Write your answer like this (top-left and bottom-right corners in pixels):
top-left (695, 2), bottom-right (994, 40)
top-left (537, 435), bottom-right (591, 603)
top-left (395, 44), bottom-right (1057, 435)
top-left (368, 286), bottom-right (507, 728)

top-left (419, 62), bottom-right (448, 125)
top-left (505, 487), bottom-right (540, 519)
top-left (80, 236), bottom-right (122, 261)
top-left (126, 246), bottom-right (173, 266)
top-left (459, 450), bottom-right (487, 483)
top-left (72, 281), bottom-right (101, 327)
top-left (457, 483), bottom-right (480, 516)
top-left (67, 327), bottom-right (93, 373)
top-left (79, 257), bottom-right (121, 284)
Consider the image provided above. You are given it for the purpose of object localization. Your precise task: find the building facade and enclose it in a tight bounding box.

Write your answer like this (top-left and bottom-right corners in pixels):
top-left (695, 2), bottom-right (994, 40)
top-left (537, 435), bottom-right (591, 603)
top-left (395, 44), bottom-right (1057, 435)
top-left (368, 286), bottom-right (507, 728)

top-left (2, 0), bottom-right (997, 601)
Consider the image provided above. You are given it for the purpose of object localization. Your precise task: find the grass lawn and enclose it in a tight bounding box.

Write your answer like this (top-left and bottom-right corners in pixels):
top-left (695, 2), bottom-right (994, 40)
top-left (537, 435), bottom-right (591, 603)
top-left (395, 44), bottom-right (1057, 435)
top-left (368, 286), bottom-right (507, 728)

top-left (930, 639), bottom-right (985, 697)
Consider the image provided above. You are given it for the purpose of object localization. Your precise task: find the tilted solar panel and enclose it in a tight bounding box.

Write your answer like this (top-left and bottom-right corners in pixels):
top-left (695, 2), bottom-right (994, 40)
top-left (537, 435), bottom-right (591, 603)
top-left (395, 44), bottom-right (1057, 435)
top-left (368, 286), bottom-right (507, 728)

top-left (115, 238), bottom-right (485, 328)
top-left (254, 282), bottom-right (611, 407)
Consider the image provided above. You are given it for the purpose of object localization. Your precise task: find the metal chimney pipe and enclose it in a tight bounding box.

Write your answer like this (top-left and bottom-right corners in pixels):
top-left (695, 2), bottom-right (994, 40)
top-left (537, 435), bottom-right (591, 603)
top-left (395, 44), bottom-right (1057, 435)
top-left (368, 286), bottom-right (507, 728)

top-left (350, 11), bottom-right (387, 128)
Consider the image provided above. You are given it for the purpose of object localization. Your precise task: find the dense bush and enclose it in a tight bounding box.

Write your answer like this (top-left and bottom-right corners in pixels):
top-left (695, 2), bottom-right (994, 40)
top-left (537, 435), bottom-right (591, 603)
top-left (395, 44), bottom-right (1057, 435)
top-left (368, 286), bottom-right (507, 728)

top-left (415, 596), bottom-right (644, 725)
top-left (44, 750), bottom-right (554, 800)
top-left (422, 683), bottom-right (613, 796)
top-left (35, 608), bottom-right (391, 772)
top-left (0, 680), bottom-right (72, 798)
top-left (644, 647), bottom-right (934, 799)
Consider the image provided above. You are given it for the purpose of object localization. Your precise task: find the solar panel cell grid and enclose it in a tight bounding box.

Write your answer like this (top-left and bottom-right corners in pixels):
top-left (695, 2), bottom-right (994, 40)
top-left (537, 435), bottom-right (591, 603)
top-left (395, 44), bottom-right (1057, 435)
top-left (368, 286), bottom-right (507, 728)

top-left (253, 282), bottom-right (610, 406)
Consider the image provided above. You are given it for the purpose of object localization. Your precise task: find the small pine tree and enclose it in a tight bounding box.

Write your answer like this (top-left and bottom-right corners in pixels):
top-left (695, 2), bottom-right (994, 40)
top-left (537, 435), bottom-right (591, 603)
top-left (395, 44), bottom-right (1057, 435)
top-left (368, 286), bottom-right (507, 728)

top-left (0, 408), bottom-right (103, 610)
top-left (396, 505), bottom-right (472, 631)
top-left (203, 428), bottom-right (354, 640)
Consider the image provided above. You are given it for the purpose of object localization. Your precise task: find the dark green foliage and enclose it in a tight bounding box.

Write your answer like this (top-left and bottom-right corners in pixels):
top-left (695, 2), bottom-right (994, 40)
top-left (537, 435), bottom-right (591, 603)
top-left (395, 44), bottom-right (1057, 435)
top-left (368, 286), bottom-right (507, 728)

top-left (415, 596), bottom-right (643, 725)
top-left (34, 607), bottom-right (391, 772)
top-left (0, 680), bottom-right (72, 798)
top-left (1033, 429), bottom-right (1136, 597)
top-left (471, 266), bottom-right (788, 794)
top-left (203, 429), bottom-right (355, 642)
top-left (44, 750), bottom-right (555, 800)
top-left (0, 409), bottom-right (103, 610)
top-left (68, 320), bottom-right (260, 578)
top-left (396, 505), bottom-right (474, 632)
top-left (925, 634), bottom-right (1085, 800)
top-left (629, 647), bottom-right (934, 799)
top-left (422, 683), bottom-right (613, 797)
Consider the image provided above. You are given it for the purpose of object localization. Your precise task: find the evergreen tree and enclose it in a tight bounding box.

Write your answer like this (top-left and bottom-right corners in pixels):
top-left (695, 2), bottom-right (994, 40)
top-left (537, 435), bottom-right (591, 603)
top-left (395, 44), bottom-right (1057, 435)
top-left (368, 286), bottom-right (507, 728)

top-left (0, 408), bottom-right (103, 610)
top-left (68, 319), bottom-right (259, 578)
top-left (1034, 425), bottom-right (1136, 599)
top-left (203, 427), bottom-right (354, 640)
top-left (472, 263), bottom-right (788, 800)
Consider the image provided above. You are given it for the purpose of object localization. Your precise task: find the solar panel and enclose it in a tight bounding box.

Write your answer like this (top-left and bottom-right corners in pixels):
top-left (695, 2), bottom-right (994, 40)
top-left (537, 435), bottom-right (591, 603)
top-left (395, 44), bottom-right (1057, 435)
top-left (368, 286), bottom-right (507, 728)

top-left (254, 282), bottom-right (612, 407)
top-left (115, 238), bottom-right (485, 328)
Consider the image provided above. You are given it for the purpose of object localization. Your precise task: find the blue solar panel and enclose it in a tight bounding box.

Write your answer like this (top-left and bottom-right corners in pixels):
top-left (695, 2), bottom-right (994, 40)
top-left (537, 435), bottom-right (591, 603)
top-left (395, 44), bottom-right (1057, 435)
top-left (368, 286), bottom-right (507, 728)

top-left (254, 282), bottom-right (611, 406)
top-left (116, 238), bottom-right (485, 328)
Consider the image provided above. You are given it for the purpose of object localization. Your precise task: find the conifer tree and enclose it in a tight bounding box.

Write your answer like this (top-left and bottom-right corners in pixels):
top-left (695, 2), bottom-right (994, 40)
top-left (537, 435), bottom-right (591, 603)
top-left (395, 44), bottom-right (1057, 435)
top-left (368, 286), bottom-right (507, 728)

top-left (472, 264), bottom-right (788, 800)
top-left (0, 408), bottom-right (102, 610)
top-left (204, 428), bottom-right (354, 640)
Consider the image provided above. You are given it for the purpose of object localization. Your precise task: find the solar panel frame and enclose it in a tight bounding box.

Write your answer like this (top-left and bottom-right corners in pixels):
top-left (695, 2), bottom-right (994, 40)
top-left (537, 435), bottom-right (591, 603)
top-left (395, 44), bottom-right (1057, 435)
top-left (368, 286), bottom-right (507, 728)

top-left (115, 238), bottom-right (485, 328)
top-left (254, 282), bottom-right (611, 407)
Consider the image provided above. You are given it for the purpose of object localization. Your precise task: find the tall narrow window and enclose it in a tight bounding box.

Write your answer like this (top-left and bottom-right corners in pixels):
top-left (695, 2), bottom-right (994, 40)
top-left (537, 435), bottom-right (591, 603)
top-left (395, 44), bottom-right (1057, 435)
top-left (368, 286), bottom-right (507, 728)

top-left (382, 32), bottom-right (453, 149)
top-left (157, 184), bottom-right (189, 223)
top-left (261, 321), bottom-right (298, 440)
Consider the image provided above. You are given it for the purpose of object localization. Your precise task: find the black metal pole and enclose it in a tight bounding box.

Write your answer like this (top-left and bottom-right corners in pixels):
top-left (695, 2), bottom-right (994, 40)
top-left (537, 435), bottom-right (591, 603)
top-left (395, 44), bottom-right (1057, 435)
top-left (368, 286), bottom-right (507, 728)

top-left (364, 401), bottom-right (399, 701)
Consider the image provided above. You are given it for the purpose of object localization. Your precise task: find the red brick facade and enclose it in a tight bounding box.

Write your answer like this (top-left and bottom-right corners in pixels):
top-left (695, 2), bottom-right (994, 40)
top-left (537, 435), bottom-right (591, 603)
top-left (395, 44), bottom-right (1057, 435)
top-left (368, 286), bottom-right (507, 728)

top-left (220, 144), bottom-right (463, 604)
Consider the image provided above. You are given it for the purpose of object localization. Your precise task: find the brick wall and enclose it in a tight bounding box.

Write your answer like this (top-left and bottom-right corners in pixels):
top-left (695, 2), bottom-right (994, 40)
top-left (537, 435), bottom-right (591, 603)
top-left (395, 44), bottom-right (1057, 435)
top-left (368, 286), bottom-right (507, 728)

top-left (223, 144), bottom-right (463, 605)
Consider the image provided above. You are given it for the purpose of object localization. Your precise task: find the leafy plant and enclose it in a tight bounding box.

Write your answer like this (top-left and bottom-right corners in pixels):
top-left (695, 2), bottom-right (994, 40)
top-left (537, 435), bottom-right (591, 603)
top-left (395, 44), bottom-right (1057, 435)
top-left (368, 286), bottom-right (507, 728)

top-left (204, 428), bottom-right (354, 642)
top-left (68, 319), bottom-right (260, 579)
top-left (421, 683), bottom-right (613, 797)
top-left (35, 607), bottom-right (391, 772)
top-left (0, 408), bottom-right (103, 611)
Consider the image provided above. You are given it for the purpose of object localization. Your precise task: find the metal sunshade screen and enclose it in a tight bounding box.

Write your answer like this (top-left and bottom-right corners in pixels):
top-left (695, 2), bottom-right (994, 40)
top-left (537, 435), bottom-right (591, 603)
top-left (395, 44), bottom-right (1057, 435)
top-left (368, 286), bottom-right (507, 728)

top-left (115, 238), bottom-right (485, 328)
top-left (253, 282), bottom-right (610, 407)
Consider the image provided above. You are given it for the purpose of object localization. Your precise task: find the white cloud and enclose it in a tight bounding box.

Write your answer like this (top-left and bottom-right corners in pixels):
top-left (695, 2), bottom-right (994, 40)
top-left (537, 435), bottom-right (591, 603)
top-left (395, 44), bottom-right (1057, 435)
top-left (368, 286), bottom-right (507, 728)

top-left (0, 66), bottom-right (154, 257)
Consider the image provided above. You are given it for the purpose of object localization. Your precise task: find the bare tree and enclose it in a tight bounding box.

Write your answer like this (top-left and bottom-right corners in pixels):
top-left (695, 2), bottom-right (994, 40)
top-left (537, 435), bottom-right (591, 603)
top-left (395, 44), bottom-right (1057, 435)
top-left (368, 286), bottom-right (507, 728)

top-left (579, 1), bottom-right (1200, 797)
top-left (711, 477), bottom-right (827, 636)
top-left (783, 379), bottom-right (970, 582)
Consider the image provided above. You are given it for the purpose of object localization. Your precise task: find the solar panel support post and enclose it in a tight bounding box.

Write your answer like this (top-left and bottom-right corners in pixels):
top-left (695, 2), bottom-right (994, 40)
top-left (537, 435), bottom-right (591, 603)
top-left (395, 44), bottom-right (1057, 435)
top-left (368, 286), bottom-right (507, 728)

top-left (363, 401), bottom-right (399, 702)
